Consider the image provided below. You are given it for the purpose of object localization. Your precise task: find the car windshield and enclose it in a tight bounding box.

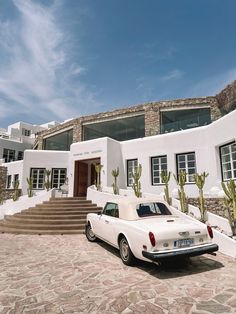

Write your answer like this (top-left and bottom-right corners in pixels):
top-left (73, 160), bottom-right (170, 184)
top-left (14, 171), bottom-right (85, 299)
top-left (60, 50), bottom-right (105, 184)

top-left (136, 202), bottom-right (172, 217)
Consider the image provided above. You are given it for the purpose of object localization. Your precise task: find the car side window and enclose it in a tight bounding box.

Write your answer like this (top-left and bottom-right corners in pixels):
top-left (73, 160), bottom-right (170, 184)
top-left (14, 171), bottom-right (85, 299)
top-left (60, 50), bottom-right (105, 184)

top-left (103, 203), bottom-right (119, 218)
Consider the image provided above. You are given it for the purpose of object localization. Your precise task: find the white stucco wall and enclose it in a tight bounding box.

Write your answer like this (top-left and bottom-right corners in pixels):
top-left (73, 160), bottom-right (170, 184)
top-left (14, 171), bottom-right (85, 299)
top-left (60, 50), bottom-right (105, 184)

top-left (21, 150), bottom-right (70, 195)
top-left (120, 110), bottom-right (236, 197)
top-left (3, 160), bottom-right (23, 188)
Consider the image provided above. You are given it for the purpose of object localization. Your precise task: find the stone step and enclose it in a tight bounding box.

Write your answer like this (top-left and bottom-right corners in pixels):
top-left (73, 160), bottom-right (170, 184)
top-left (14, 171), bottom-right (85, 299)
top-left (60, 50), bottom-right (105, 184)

top-left (0, 197), bottom-right (101, 235)
top-left (50, 197), bottom-right (86, 201)
top-left (34, 203), bottom-right (96, 208)
top-left (14, 213), bottom-right (90, 219)
top-left (4, 217), bottom-right (86, 225)
top-left (43, 200), bottom-right (92, 205)
top-left (20, 211), bottom-right (100, 216)
top-left (23, 208), bottom-right (102, 214)
top-left (0, 227), bottom-right (84, 235)
top-left (0, 222), bottom-right (85, 231)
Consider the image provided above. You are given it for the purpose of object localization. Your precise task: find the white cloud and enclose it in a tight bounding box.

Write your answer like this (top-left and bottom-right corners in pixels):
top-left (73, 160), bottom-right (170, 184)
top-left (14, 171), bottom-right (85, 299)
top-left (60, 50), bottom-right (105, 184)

top-left (0, 0), bottom-right (99, 124)
top-left (161, 69), bottom-right (184, 81)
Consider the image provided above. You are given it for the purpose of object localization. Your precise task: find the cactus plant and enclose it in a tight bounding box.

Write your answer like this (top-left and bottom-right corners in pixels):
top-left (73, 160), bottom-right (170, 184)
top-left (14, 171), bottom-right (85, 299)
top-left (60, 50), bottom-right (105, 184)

top-left (194, 172), bottom-right (209, 222)
top-left (132, 164), bottom-right (142, 198)
top-left (94, 163), bottom-right (103, 191)
top-left (221, 179), bottom-right (236, 235)
top-left (161, 170), bottom-right (172, 205)
top-left (44, 169), bottom-right (51, 191)
top-left (27, 177), bottom-right (34, 198)
top-left (12, 180), bottom-right (20, 201)
top-left (112, 167), bottom-right (119, 195)
top-left (173, 170), bottom-right (188, 213)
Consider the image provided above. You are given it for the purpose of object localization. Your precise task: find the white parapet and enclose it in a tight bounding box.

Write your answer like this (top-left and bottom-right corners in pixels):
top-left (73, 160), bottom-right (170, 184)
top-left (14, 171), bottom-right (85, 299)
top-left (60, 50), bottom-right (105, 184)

top-left (0, 189), bottom-right (55, 218)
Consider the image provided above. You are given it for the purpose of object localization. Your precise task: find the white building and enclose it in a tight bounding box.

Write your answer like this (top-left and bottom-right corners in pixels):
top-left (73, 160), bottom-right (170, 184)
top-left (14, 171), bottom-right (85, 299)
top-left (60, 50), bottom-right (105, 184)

top-left (4, 109), bottom-right (236, 198)
top-left (0, 121), bottom-right (59, 188)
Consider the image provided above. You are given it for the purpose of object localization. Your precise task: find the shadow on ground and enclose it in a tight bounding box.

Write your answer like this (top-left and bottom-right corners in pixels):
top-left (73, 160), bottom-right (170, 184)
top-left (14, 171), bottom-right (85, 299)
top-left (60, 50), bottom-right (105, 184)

top-left (97, 240), bottom-right (224, 279)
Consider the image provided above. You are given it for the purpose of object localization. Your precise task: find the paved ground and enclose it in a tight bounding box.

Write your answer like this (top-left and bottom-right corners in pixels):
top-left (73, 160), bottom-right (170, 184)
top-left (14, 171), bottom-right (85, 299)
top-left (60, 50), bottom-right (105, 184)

top-left (0, 234), bottom-right (235, 314)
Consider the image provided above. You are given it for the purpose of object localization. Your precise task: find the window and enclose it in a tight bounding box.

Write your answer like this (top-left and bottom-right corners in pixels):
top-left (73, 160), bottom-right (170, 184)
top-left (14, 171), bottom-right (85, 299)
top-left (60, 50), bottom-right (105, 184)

top-left (3, 149), bottom-right (15, 163)
top-left (220, 142), bottom-right (236, 181)
top-left (136, 202), bottom-right (172, 217)
top-left (161, 108), bottom-right (211, 134)
top-left (43, 129), bottom-right (73, 151)
top-left (6, 175), bottom-right (12, 189)
top-left (30, 168), bottom-right (45, 189)
top-left (83, 115), bottom-right (145, 142)
top-left (17, 151), bottom-right (24, 160)
top-left (176, 152), bottom-right (196, 183)
top-left (127, 159), bottom-right (138, 186)
top-left (13, 174), bottom-right (19, 183)
top-left (103, 203), bottom-right (119, 218)
top-left (52, 168), bottom-right (67, 189)
top-left (22, 128), bottom-right (31, 136)
top-left (151, 155), bottom-right (167, 185)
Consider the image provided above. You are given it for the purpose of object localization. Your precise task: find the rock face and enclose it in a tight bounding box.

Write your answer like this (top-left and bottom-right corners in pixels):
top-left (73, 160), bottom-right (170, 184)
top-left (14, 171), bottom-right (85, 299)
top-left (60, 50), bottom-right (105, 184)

top-left (216, 80), bottom-right (236, 114)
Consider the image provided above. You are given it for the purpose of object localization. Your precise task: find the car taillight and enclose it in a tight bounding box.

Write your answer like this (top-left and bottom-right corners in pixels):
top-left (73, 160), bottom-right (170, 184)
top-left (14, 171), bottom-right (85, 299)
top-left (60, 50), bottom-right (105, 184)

top-left (149, 232), bottom-right (156, 246)
top-left (207, 225), bottom-right (213, 238)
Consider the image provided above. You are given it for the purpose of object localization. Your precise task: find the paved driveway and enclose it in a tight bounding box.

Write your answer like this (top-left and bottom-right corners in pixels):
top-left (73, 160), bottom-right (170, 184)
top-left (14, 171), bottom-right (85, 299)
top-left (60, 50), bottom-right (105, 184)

top-left (0, 234), bottom-right (235, 314)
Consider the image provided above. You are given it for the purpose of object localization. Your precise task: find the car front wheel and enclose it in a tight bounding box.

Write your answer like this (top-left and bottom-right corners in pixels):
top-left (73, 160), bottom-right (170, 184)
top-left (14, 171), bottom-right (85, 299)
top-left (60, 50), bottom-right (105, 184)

top-left (119, 236), bottom-right (136, 266)
top-left (85, 223), bottom-right (98, 242)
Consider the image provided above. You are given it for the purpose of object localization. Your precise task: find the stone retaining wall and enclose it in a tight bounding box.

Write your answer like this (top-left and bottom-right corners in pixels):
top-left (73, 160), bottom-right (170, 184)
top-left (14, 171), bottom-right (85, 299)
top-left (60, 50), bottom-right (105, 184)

top-left (0, 166), bottom-right (7, 190)
top-left (188, 197), bottom-right (227, 218)
top-left (1, 189), bottom-right (22, 202)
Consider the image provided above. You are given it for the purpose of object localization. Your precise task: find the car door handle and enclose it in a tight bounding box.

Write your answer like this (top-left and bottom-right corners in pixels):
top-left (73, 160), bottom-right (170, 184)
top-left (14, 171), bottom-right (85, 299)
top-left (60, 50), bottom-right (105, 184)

top-left (105, 220), bottom-right (109, 224)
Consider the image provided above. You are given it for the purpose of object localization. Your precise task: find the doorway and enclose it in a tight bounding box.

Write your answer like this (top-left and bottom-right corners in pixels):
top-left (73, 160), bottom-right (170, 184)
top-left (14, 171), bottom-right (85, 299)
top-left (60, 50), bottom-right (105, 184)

top-left (74, 158), bottom-right (100, 197)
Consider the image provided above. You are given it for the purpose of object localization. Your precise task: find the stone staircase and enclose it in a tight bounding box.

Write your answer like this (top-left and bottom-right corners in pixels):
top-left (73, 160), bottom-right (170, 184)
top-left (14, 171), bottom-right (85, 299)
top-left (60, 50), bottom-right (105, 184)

top-left (0, 197), bottom-right (102, 235)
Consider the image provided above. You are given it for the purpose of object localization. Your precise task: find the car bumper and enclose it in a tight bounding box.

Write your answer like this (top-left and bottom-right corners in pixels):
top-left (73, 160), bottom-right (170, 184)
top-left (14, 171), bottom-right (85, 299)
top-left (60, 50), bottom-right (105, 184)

top-left (142, 243), bottom-right (219, 261)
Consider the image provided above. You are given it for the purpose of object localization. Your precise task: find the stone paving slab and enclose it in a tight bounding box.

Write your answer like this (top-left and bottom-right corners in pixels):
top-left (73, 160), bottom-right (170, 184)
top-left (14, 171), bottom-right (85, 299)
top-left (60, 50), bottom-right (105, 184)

top-left (0, 234), bottom-right (235, 314)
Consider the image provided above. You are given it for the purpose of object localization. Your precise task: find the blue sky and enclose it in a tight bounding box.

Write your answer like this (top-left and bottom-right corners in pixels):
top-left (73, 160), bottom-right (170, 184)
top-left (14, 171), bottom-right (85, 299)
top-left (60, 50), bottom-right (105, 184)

top-left (0, 0), bottom-right (236, 128)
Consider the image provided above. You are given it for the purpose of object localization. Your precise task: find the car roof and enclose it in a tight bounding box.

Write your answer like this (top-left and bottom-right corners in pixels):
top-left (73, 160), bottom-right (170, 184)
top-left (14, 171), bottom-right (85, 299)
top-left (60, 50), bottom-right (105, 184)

top-left (106, 197), bottom-right (168, 220)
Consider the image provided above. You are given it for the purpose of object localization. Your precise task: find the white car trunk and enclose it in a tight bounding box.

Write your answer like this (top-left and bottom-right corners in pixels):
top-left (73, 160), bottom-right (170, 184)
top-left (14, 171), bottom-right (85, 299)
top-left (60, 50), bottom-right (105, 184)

top-left (129, 216), bottom-right (210, 250)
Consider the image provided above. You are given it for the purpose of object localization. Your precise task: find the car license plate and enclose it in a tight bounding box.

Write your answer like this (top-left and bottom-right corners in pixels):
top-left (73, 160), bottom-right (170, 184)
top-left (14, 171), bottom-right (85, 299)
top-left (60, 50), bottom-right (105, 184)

top-left (174, 238), bottom-right (194, 248)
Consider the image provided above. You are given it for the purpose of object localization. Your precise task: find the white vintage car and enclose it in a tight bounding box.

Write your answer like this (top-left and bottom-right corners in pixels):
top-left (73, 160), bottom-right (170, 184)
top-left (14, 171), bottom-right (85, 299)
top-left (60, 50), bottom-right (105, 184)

top-left (85, 198), bottom-right (218, 266)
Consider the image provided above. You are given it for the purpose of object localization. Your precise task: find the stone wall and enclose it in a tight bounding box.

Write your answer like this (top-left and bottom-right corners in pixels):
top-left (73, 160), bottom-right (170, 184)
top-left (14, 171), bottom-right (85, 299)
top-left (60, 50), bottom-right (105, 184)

top-left (0, 166), bottom-right (7, 190)
top-left (216, 80), bottom-right (236, 114)
top-left (35, 95), bottom-right (221, 148)
top-left (1, 189), bottom-right (22, 202)
top-left (188, 197), bottom-right (226, 218)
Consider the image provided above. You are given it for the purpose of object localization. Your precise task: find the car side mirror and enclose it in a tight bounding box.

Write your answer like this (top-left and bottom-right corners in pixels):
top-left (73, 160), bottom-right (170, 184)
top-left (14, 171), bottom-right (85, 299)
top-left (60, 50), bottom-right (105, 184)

top-left (97, 211), bottom-right (102, 215)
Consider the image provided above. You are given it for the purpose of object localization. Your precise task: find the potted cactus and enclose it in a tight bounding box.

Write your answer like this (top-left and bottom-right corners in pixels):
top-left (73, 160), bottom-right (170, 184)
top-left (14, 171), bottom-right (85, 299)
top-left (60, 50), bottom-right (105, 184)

top-left (221, 179), bottom-right (236, 236)
top-left (174, 170), bottom-right (188, 213)
top-left (132, 164), bottom-right (142, 198)
top-left (161, 170), bottom-right (172, 205)
top-left (94, 163), bottom-right (103, 191)
top-left (27, 177), bottom-right (34, 197)
top-left (194, 172), bottom-right (209, 222)
top-left (112, 167), bottom-right (119, 195)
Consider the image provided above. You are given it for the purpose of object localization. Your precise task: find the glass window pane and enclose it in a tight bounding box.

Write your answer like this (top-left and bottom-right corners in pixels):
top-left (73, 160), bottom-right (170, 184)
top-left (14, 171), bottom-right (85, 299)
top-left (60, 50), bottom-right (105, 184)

top-left (43, 129), bottom-right (73, 151)
top-left (83, 115), bottom-right (145, 141)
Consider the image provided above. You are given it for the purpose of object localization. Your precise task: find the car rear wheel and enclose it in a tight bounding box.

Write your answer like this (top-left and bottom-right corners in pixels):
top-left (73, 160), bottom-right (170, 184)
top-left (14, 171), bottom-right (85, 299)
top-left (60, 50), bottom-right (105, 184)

top-left (85, 223), bottom-right (98, 242)
top-left (119, 236), bottom-right (136, 266)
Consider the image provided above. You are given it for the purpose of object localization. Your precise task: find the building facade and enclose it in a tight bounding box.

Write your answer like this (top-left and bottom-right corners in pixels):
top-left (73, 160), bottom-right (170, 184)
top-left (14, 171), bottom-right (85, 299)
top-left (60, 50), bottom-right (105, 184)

top-left (2, 80), bottom-right (236, 198)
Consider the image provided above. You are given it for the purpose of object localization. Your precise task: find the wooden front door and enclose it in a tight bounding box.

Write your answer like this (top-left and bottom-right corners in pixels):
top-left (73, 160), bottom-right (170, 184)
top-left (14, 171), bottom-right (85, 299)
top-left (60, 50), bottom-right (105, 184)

top-left (74, 161), bottom-right (88, 197)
